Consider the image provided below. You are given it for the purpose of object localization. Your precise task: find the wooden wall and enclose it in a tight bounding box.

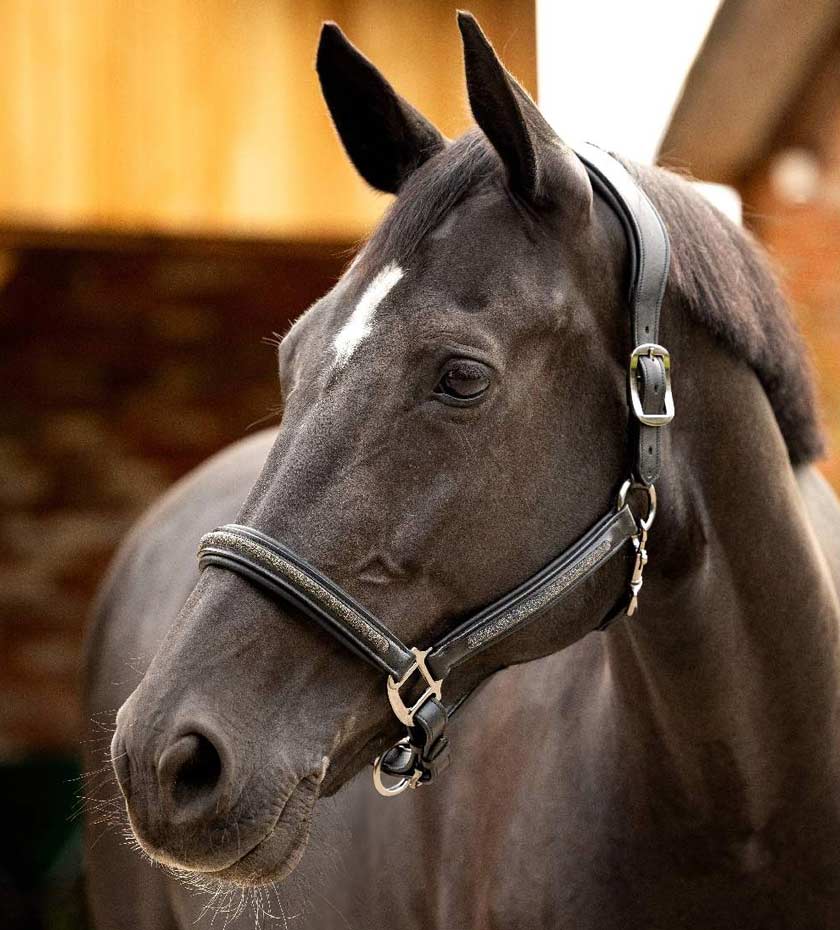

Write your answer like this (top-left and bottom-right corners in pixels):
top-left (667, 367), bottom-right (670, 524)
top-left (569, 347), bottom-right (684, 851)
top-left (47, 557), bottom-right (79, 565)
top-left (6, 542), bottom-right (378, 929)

top-left (0, 0), bottom-right (535, 241)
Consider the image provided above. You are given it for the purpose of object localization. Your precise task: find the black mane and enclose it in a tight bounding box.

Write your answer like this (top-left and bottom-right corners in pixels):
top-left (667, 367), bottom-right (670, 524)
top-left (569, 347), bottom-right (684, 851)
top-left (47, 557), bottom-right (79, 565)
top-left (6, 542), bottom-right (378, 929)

top-left (362, 132), bottom-right (501, 265)
top-left (362, 131), bottom-right (823, 465)
top-left (627, 159), bottom-right (823, 465)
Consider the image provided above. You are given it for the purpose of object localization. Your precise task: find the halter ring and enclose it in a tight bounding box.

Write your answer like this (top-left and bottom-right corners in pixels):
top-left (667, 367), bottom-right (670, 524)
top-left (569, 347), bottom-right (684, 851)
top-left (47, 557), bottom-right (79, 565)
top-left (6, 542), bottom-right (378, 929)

top-left (372, 739), bottom-right (424, 796)
top-left (616, 478), bottom-right (657, 532)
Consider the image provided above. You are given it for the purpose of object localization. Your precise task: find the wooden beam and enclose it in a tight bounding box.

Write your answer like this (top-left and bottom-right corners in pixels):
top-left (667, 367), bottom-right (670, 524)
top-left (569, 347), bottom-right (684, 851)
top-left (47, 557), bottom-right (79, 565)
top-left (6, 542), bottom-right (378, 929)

top-left (0, 224), bottom-right (354, 260)
top-left (657, 0), bottom-right (840, 184)
top-left (0, 0), bottom-right (535, 241)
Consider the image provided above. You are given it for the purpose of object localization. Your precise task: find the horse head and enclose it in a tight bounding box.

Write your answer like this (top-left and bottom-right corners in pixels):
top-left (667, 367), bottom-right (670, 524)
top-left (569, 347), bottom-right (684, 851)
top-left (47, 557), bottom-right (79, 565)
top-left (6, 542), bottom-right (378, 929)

top-left (110, 13), bottom-right (672, 886)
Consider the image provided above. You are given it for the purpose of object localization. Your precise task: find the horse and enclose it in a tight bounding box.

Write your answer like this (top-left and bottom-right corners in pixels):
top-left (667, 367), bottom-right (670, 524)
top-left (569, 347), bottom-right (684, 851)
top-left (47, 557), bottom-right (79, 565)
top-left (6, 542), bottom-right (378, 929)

top-left (84, 13), bottom-right (840, 930)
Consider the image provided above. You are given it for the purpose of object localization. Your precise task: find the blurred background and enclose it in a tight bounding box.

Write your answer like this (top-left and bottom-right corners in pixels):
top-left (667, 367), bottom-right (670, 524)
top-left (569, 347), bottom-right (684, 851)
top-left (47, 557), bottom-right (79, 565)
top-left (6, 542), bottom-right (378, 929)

top-left (1, 1), bottom-right (839, 927)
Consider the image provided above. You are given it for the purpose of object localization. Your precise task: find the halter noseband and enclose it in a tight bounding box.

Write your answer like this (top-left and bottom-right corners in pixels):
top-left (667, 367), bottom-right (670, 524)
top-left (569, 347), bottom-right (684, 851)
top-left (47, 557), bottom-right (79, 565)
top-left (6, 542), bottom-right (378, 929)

top-left (197, 145), bottom-right (673, 796)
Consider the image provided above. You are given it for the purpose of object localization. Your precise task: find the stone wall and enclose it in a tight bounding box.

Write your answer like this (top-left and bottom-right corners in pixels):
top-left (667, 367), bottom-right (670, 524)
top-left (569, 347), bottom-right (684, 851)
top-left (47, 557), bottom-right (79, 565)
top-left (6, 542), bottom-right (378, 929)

top-left (0, 240), bottom-right (345, 756)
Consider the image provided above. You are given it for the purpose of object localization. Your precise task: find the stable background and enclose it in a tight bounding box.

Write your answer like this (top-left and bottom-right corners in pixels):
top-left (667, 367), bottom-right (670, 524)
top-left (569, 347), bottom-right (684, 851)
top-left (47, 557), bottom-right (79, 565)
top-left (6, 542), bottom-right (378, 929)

top-left (1, 1), bottom-right (839, 927)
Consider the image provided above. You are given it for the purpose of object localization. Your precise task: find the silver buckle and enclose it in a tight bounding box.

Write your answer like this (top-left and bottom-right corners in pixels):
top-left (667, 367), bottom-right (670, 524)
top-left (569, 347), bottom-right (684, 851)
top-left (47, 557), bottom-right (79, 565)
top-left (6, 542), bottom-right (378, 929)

top-left (629, 343), bottom-right (674, 427)
top-left (386, 647), bottom-right (443, 727)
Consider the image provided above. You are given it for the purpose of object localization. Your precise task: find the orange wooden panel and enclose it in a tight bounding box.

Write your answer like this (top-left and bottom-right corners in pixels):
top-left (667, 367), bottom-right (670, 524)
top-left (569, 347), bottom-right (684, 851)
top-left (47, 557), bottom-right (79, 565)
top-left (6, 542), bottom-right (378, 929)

top-left (0, 0), bottom-right (535, 240)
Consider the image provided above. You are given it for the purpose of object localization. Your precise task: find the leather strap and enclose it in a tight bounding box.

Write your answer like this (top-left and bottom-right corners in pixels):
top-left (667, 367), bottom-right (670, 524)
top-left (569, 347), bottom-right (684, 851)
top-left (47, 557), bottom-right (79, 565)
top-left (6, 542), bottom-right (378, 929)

top-left (409, 698), bottom-right (450, 782)
top-left (198, 526), bottom-right (415, 679)
top-left (377, 698), bottom-right (451, 784)
top-left (636, 354), bottom-right (667, 482)
top-left (425, 505), bottom-right (638, 680)
top-left (198, 506), bottom-right (638, 687)
top-left (576, 143), bottom-right (671, 485)
top-left (197, 504), bottom-right (640, 785)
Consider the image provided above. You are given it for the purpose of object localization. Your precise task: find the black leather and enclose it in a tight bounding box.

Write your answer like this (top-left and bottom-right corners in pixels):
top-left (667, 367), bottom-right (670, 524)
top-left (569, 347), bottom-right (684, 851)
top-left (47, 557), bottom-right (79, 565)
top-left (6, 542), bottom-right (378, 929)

top-left (410, 698), bottom-right (450, 782)
top-left (576, 143), bottom-right (671, 486)
top-left (197, 505), bottom-right (639, 785)
top-left (380, 741), bottom-right (416, 776)
top-left (636, 354), bottom-right (667, 483)
top-left (379, 704), bottom-right (450, 783)
top-left (198, 507), bottom-right (639, 689)
top-left (425, 505), bottom-right (638, 680)
top-left (198, 525), bottom-right (415, 679)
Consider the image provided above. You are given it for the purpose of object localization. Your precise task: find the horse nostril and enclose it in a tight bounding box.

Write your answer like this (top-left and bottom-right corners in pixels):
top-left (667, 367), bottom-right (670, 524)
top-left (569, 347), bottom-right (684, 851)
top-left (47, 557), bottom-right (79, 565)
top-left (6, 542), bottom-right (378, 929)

top-left (158, 732), bottom-right (225, 814)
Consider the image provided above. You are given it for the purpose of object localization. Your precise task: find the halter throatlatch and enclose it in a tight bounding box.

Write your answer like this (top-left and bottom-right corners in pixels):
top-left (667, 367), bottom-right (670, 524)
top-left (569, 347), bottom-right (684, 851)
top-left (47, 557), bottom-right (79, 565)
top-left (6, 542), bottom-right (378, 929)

top-left (196, 146), bottom-right (673, 797)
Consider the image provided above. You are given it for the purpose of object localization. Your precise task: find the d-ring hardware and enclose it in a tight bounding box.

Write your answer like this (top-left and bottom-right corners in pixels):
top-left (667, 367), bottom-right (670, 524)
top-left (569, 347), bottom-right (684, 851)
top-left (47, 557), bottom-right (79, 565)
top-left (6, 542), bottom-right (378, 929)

top-left (616, 478), bottom-right (657, 531)
top-left (386, 647), bottom-right (443, 727)
top-left (372, 739), bottom-right (424, 797)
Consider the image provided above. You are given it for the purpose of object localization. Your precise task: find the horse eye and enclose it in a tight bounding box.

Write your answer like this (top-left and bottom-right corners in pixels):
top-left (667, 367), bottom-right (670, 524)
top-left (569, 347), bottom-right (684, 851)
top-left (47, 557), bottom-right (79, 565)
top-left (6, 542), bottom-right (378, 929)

top-left (435, 360), bottom-right (492, 401)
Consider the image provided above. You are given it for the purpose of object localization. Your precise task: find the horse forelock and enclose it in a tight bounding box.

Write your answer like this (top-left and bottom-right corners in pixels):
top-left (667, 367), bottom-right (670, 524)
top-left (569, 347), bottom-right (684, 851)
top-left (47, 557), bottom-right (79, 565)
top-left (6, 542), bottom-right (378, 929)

top-left (359, 130), bottom-right (502, 269)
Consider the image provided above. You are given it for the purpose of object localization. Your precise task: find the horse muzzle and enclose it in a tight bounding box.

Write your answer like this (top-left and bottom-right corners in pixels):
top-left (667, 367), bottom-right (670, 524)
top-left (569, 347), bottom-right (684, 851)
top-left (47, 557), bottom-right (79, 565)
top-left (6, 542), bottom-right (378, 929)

top-left (110, 704), bottom-right (324, 883)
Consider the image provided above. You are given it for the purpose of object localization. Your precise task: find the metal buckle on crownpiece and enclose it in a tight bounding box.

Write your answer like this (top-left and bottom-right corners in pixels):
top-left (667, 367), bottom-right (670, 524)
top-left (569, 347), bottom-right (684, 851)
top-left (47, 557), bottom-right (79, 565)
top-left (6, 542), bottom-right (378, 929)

top-left (629, 343), bottom-right (674, 427)
top-left (386, 647), bottom-right (443, 727)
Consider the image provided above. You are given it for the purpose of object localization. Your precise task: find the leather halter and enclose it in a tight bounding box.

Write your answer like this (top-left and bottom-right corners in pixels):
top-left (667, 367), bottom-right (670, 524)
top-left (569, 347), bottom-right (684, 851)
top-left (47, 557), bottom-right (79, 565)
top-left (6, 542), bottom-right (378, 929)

top-left (197, 145), bottom-right (673, 796)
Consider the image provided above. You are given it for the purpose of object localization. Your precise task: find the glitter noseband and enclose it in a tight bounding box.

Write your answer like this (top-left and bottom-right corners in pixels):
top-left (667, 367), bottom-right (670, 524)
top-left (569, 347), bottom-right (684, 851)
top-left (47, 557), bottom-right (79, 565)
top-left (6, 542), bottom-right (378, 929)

top-left (196, 145), bottom-right (673, 796)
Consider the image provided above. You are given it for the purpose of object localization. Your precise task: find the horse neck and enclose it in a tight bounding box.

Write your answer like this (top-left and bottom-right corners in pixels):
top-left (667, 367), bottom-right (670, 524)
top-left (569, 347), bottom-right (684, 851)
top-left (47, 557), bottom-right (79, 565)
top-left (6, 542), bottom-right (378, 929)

top-left (605, 319), bottom-right (840, 823)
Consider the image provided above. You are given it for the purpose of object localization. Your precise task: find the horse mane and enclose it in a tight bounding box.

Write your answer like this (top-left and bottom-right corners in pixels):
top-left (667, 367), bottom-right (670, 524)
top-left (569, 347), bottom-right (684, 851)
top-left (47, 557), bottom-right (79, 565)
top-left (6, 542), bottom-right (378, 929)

top-left (363, 131), bottom-right (824, 466)
top-left (625, 159), bottom-right (823, 465)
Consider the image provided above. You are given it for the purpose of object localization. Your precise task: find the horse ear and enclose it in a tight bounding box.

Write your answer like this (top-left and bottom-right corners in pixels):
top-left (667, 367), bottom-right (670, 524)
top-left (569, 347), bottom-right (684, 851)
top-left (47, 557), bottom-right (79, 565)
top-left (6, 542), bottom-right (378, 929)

top-left (457, 11), bottom-right (589, 207)
top-left (316, 23), bottom-right (445, 194)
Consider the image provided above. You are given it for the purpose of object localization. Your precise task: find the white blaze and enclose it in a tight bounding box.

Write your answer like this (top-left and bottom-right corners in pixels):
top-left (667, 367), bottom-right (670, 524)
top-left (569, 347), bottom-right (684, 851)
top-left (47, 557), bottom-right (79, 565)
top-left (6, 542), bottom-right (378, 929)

top-left (333, 263), bottom-right (404, 368)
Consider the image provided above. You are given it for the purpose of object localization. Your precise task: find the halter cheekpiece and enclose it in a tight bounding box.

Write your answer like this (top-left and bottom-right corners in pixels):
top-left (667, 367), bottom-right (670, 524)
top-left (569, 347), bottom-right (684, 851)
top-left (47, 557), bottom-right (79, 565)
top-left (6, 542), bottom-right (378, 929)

top-left (197, 144), bottom-right (673, 796)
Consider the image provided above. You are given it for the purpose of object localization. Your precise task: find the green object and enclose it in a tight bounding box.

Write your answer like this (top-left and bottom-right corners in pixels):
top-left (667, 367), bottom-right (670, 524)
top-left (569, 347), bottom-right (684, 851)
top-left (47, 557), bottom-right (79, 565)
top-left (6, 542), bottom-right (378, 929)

top-left (0, 755), bottom-right (90, 929)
